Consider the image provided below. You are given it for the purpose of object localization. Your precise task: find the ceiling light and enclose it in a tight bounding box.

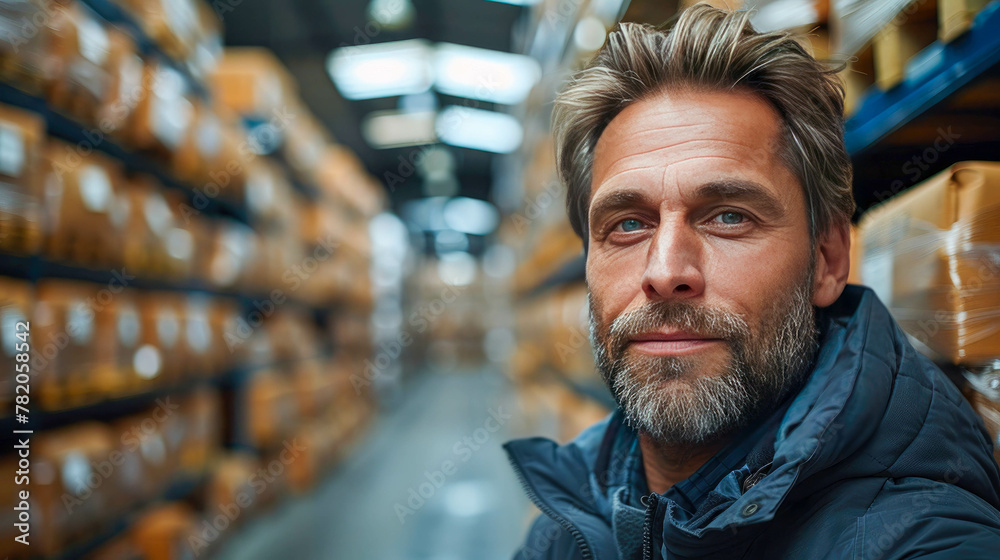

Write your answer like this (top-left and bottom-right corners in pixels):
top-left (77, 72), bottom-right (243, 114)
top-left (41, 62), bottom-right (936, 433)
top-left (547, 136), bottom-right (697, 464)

top-left (443, 197), bottom-right (499, 235)
top-left (484, 0), bottom-right (541, 5)
top-left (327, 39), bottom-right (432, 100)
top-left (436, 106), bottom-right (523, 153)
top-left (435, 230), bottom-right (470, 254)
top-left (361, 109), bottom-right (437, 148)
top-left (367, 0), bottom-right (415, 29)
top-left (433, 43), bottom-right (541, 105)
top-left (403, 196), bottom-right (448, 231)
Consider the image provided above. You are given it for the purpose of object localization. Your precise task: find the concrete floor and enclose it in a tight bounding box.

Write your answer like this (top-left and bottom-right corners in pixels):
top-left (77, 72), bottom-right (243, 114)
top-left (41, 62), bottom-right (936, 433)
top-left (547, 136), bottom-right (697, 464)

top-left (215, 367), bottom-right (538, 560)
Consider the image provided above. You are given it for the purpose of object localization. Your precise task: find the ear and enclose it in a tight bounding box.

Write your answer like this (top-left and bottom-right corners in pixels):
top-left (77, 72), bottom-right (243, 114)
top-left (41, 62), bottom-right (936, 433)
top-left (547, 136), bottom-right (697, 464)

top-left (812, 221), bottom-right (851, 308)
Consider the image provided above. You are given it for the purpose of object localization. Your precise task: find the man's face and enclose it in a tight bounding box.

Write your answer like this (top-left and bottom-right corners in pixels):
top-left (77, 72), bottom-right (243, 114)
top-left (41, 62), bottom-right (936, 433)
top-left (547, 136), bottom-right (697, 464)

top-left (586, 88), bottom-right (819, 446)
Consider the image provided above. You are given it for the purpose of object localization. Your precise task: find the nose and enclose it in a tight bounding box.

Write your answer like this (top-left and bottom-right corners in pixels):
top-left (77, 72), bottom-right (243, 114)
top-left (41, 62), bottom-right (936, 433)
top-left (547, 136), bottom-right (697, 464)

top-left (641, 219), bottom-right (705, 301)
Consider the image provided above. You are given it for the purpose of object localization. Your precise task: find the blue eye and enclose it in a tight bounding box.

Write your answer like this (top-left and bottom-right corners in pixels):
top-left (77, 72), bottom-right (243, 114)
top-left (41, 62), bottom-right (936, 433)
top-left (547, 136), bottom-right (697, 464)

top-left (715, 211), bottom-right (745, 225)
top-left (619, 219), bottom-right (644, 232)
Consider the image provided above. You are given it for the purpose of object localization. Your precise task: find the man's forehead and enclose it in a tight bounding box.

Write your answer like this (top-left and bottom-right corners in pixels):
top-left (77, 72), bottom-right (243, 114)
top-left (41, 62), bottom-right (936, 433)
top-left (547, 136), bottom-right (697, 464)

top-left (589, 88), bottom-right (793, 208)
top-left (594, 87), bottom-right (784, 151)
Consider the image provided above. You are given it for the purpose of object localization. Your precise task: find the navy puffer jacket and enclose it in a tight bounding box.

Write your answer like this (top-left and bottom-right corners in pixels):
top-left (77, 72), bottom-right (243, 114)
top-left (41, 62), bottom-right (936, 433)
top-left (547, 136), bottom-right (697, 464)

top-left (504, 285), bottom-right (1000, 559)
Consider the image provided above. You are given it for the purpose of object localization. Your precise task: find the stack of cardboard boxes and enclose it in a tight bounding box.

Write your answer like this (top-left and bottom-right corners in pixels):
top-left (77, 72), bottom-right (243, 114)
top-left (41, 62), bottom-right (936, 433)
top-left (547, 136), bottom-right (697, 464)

top-left (0, 1), bottom-right (384, 558)
top-left (856, 162), bottom-right (1000, 464)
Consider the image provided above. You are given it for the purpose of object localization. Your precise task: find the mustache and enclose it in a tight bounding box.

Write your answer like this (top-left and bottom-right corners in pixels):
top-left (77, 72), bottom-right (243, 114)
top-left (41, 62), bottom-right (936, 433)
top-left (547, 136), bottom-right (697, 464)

top-left (601, 300), bottom-right (751, 356)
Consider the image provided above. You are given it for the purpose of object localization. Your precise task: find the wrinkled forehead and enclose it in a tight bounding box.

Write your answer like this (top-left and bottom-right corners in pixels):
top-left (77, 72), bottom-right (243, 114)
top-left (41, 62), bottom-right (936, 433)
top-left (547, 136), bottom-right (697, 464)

top-left (589, 88), bottom-right (795, 213)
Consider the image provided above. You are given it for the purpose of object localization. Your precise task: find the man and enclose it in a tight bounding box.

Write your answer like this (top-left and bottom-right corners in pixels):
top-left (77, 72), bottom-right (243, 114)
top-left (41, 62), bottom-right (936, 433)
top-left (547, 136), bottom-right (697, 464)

top-left (503, 5), bottom-right (1000, 559)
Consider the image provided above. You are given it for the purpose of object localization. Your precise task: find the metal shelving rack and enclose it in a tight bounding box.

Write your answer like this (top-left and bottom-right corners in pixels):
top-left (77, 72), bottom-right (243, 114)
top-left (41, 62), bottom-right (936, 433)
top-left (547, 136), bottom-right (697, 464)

top-left (846, 0), bottom-right (1000, 213)
top-left (0, 1), bottom-right (348, 557)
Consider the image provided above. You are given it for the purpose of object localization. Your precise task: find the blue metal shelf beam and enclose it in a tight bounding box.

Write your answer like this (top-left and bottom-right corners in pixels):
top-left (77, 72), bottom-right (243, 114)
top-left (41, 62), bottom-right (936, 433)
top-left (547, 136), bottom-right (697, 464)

top-left (845, 1), bottom-right (1000, 155)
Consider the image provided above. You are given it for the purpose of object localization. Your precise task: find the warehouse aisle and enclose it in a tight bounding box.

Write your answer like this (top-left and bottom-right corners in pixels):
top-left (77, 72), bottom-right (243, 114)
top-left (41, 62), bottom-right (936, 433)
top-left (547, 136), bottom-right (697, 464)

top-left (215, 367), bottom-right (534, 560)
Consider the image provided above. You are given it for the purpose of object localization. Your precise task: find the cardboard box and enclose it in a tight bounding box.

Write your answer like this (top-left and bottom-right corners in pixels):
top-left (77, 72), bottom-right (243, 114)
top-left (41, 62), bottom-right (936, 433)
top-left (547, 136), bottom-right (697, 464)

top-left (113, 290), bottom-right (146, 395)
top-left (33, 281), bottom-right (117, 408)
top-left (247, 369), bottom-right (299, 449)
top-left (188, 0), bottom-right (223, 81)
top-left (282, 105), bottom-right (328, 185)
top-left (210, 47), bottom-right (297, 117)
top-left (177, 388), bottom-right (221, 474)
top-left (88, 289), bottom-right (126, 400)
top-left (0, 103), bottom-right (46, 255)
top-left (33, 422), bottom-right (117, 556)
top-left (115, 0), bottom-right (200, 61)
top-left (130, 503), bottom-right (201, 560)
top-left (839, 41), bottom-right (874, 117)
top-left (679, 0), bottom-right (745, 10)
top-left (203, 453), bottom-right (261, 523)
top-left (848, 223), bottom-right (864, 285)
top-left (46, 1), bottom-right (113, 125)
top-left (0, 279), bottom-right (32, 411)
top-left (246, 159), bottom-right (295, 227)
top-left (205, 219), bottom-right (257, 289)
top-left (857, 161), bottom-right (1000, 365)
top-left (161, 192), bottom-right (203, 280)
top-left (110, 411), bottom-right (173, 510)
top-left (317, 145), bottom-right (385, 218)
top-left (136, 291), bottom-right (181, 385)
top-left (0, 0), bottom-right (54, 94)
top-left (182, 293), bottom-right (214, 375)
top-left (120, 176), bottom-right (173, 276)
top-left (132, 63), bottom-right (194, 159)
top-left (98, 26), bottom-right (145, 142)
top-left (172, 100), bottom-right (215, 183)
top-left (42, 142), bottom-right (127, 266)
top-left (293, 359), bottom-right (335, 419)
top-left (872, 14), bottom-right (937, 90)
top-left (939, 0), bottom-right (991, 42)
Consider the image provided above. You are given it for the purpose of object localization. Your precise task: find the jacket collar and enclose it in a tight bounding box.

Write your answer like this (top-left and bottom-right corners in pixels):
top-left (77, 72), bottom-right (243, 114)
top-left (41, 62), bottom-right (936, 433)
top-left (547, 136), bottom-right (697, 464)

top-left (504, 285), bottom-right (1000, 558)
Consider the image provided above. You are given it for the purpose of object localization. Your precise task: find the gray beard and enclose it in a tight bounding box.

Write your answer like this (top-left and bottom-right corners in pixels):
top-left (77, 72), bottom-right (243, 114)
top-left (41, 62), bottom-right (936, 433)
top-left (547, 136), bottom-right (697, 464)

top-left (590, 275), bottom-right (819, 447)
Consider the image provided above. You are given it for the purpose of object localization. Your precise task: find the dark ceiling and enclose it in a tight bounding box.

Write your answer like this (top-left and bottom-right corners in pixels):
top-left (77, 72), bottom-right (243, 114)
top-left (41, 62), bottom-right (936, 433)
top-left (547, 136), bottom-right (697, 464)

top-left (222, 0), bottom-right (532, 211)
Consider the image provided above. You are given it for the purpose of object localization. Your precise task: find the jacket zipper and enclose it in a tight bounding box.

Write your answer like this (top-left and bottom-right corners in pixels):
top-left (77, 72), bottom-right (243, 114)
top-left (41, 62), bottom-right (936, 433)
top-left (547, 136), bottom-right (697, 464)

top-left (508, 457), bottom-right (596, 560)
top-left (741, 462), bottom-right (773, 494)
top-left (642, 493), bottom-right (659, 560)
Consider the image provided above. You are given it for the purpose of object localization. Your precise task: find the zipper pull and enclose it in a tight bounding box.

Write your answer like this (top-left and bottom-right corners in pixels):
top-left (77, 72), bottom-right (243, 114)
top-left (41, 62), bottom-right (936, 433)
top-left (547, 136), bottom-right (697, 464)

top-left (741, 462), bottom-right (773, 494)
top-left (642, 493), bottom-right (659, 560)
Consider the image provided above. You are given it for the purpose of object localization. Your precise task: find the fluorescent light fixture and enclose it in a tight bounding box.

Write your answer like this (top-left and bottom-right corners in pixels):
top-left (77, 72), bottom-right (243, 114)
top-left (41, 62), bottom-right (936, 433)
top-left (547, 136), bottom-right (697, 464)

top-left (403, 196), bottom-right (448, 231)
top-left (327, 39), bottom-right (432, 100)
top-left (484, 0), bottom-right (540, 5)
top-left (436, 106), bottom-right (523, 153)
top-left (367, 0), bottom-right (415, 29)
top-left (443, 197), bottom-right (499, 235)
top-left (361, 110), bottom-right (437, 148)
top-left (435, 230), bottom-right (470, 254)
top-left (434, 43), bottom-right (541, 105)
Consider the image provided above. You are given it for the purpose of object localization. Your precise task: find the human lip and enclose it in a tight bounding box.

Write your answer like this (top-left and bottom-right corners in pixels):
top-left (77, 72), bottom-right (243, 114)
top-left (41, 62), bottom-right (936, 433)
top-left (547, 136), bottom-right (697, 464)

top-left (627, 331), bottom-right (723, 355)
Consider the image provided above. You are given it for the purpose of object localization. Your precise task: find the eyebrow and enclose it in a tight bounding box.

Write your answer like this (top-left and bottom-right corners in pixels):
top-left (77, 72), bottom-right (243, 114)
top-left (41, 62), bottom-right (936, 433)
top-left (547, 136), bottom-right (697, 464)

top-left (588, 179), bottom-right (785, 230)
top-left (693, 180), bottom-right (784, 218)
top-left (588, 189), bottom-right (656, 228)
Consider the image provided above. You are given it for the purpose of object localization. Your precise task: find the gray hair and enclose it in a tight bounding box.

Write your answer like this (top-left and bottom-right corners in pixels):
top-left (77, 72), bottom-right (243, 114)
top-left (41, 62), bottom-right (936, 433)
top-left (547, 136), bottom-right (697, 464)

top-left (553, 4), bottom-right (855, 247)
